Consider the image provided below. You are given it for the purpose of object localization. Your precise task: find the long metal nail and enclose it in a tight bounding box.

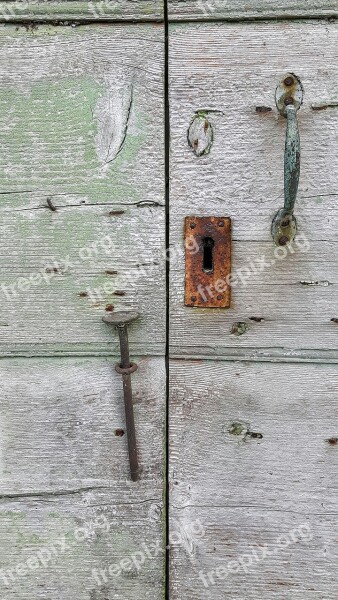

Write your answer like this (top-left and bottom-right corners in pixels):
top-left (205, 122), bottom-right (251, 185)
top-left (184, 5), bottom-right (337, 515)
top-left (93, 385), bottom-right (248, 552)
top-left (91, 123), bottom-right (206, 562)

top-left (103, 311), bottom-right (140, 481)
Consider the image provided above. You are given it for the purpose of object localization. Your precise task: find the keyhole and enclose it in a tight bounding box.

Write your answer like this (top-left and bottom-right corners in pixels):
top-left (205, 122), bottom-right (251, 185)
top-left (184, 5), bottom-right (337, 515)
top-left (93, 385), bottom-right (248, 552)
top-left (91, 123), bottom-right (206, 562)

top-left (202, 237), bottom-right (214, 273)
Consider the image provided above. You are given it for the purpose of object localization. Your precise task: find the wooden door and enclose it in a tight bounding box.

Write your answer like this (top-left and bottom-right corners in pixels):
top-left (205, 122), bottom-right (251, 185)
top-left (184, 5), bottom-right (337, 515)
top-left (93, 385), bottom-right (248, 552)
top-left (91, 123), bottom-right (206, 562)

top-left (1, 1), bottom-right (338, 599)
top-left (168, 8), bottom-right (338, 600)
top-left (0, 11), bottom-right (166, 599)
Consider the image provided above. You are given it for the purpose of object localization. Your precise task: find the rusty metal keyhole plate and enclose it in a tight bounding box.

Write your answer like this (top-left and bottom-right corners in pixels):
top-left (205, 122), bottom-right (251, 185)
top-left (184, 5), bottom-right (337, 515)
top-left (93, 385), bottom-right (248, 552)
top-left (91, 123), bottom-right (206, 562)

top-left (184, 216), bottom-right (231, 308)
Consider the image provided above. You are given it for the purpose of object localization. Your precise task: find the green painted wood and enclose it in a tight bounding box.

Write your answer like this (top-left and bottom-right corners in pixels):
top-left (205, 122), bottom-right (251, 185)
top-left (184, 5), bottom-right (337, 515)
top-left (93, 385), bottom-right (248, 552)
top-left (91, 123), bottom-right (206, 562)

top-left (0, 0), bottom-right (163, 21)
top-left (0, 24), bottom-right (165, 355)
top-left (0, 0), bottom-right (336, 22)
top-left (0, 202), bottom-right (165, 354)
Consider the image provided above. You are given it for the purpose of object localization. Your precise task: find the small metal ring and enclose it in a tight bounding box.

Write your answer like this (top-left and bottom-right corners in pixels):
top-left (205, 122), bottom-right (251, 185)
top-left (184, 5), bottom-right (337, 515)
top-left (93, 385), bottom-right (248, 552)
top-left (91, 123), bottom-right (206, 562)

top-left (115, 362), bottom-right (138, 375)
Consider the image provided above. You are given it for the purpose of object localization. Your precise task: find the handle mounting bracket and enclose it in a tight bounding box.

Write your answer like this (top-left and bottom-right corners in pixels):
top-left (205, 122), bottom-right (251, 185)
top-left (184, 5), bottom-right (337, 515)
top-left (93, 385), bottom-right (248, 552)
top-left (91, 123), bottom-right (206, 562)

top-left (272, 73), bottom-right (304, 246)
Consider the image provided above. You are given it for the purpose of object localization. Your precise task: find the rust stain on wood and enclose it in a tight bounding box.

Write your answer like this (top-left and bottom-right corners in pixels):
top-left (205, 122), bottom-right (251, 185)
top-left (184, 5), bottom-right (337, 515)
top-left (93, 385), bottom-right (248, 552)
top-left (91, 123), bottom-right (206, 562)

top-left (184, 216), bottom-right (231, 308)
top-left (326, 437), bottom-right (338, 445)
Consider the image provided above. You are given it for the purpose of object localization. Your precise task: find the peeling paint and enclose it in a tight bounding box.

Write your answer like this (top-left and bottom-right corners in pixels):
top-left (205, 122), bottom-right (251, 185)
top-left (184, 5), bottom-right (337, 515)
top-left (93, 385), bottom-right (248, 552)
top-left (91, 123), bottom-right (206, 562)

top-left (231, 322), bottom-right (248, 336)
top-left (188, 112), bottom-right (214, 157)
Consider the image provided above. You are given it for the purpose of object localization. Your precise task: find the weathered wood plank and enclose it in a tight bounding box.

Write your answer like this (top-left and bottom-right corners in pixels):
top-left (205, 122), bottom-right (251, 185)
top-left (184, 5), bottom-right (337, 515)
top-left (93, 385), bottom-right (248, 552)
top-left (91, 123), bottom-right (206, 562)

top-left (0, 494), bottom-right (164, 599)
top-left (0, 204), bottom-right (165, 354)
top-left (0, 24), bottom-right (165, 355)
top-left (0, 0), bottom-right (163, 21)
top-left (168, 0), bottom-right (338, 20)
top-left (0, 356), bottom-right (165, 598)
top-left (170, 240), bottom-right (338, 353)
top-left (169, 21), bottom-right (338, 356)
top-left (0, 356), bottom-right (165, 493)
top-left (0, 24), bottom-right (164, 202)
top-left (169, 359), bottom-right (338, 599)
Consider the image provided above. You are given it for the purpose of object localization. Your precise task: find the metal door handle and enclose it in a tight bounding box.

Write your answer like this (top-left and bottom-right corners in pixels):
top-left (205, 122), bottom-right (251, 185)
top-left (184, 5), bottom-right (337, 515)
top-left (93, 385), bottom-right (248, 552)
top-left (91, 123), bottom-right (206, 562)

top-left (272, 74), bottom-right (304, 246)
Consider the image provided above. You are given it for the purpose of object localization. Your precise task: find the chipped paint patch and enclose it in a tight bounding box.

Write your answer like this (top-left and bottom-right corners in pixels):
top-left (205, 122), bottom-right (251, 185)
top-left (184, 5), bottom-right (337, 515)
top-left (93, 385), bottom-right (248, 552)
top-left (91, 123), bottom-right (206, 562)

top-left (188, 112), bottom-right (213, 157)
top-left (231, 322), bottom-right (248, 336)
top-left (226, 422), bottom-right (263, 442)
top-left (228, 422), bottom-right (248, 436)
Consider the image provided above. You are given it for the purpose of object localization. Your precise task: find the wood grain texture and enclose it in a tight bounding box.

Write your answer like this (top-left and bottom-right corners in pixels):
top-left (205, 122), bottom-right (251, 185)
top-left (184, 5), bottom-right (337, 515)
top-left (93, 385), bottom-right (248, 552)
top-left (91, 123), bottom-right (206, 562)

top-left (0, 0), bottom-right (163, 21)
top-left (0, 24), bottom-right (165, 355)
top-left (0, 203), bottom-right (165, 355)
top-left (169, 21), bottom-right (338, 357)
top-left (169, 359), bottom-right (338, 599)
top-left (0, 356), bottom-right (165, 598)
top-left (171, 239), bottom-right (338, 353)
top-left (168, 0), bottom-right (338, 20)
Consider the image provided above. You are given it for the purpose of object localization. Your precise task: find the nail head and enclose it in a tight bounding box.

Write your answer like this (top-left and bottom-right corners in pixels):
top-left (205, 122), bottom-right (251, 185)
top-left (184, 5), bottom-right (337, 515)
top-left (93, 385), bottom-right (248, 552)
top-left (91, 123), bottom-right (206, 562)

top-left (284, 76), bottom-right (294, 87)
top-left (102, 311), bottom-right (140, 327)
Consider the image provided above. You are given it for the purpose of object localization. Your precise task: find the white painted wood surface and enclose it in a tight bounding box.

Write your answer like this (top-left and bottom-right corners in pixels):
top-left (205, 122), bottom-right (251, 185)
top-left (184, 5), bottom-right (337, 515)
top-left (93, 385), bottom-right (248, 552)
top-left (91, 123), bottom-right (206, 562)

top-left (168, 0), bottom-right (338, 20)
top-left (0, 24), bottom-right (165, 356)
top-left (169, 20), bottom-right (338, 600)
top-left (0, 356), bottom-right (165, 598)
top-left (169, 359), bottom-right (338, 599)
top-left (169, 21), bottom-right (338, 357)
top-left (0, 0), bottom-right (163, 21)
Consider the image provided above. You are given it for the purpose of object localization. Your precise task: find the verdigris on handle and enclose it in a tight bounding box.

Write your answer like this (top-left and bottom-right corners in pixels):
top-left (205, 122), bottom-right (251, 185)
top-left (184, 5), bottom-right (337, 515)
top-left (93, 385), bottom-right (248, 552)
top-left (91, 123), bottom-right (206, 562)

top-left (272, 73), bottom-right (304, 246)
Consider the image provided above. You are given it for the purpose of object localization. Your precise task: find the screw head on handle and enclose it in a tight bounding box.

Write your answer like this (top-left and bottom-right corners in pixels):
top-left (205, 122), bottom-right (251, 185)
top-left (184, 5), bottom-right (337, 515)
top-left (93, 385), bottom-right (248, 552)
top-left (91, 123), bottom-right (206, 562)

top-left (284, 76), bottom-right (295, 87)
top-left (102, 311), bottom-right (140, 327)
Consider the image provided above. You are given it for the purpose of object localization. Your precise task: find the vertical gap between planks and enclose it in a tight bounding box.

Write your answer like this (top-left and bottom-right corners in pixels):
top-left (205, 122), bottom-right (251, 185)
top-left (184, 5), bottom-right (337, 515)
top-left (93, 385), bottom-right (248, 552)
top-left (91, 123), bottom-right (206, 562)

top-left (164, 0), bottom-right (170, 598)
